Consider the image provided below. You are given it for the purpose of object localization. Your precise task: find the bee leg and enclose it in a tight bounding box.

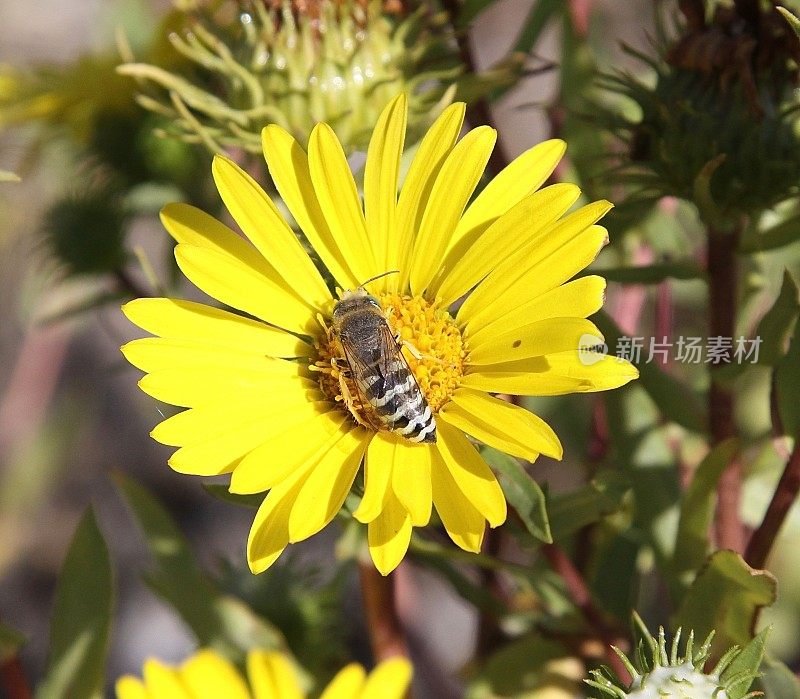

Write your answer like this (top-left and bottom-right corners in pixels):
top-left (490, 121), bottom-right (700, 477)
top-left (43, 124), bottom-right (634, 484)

top-left (331, 356), bottom-right (352, 378)
top-left (336, 371), bottom-right (373, 429)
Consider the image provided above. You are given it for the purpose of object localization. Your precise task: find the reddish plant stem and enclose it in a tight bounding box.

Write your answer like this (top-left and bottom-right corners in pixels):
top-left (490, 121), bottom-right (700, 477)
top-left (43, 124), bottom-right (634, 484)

top-left (358, 563), bottom-right (409, 661)
top-left (0, 656), bottom-right (32, 699)
top-left (541, 544), bottom-right (630, 683)
top-left (744, 444), bottom-right (800, 569)
top-left (707, 224), bottom-right (746, 552)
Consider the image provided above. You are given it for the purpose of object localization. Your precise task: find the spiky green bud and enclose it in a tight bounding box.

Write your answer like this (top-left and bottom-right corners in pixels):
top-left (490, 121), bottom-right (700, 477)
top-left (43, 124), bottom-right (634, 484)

top-left (586, 615), bottom-right (766, 699)
top-left (593, 2), bottom-right (800, 225)
top-left (42, 190), bottom-right (128, 277)
top-left (118, 1), bottom-right (520, 154)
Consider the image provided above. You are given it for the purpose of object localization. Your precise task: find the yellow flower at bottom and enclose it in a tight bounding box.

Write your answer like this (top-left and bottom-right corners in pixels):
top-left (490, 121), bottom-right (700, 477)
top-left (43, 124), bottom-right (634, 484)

top-left (121, 93), bottom-right (638, 576)
top-left (116, 649), bottom-right (412, 699)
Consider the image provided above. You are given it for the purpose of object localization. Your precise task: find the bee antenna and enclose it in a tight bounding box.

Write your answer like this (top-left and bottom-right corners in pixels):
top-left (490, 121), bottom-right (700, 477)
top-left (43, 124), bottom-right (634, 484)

top-left (358, 270), bottom-right (400, 289)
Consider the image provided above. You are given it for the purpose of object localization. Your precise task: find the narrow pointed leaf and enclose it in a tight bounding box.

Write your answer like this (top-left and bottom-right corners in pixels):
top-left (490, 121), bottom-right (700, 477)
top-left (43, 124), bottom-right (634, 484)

top-left (38, 508), bottom-right (113, 699)
top-left (482, 447), bottom-right (551, 544)
top-left (114, 473), bottom-right (283, 656)
top-left (673, 439), bottom-right (740, 581)
top-left (721, 627), bottom-right (769, 699)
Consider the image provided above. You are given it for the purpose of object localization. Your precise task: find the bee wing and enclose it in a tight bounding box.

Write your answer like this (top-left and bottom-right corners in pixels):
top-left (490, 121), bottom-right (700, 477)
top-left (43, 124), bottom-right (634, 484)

top-left (341, 322), bottom-right (411, 430)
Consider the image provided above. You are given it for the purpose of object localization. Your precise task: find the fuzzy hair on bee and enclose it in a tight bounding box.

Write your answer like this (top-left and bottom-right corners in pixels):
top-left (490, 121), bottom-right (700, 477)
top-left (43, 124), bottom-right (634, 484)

top-left (330, 281), bottom-right (436, 444)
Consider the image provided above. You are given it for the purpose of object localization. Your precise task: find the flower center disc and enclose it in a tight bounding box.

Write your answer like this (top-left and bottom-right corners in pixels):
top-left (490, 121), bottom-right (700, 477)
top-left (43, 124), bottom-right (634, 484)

top-left (314, 293), bottom-right (465, 427)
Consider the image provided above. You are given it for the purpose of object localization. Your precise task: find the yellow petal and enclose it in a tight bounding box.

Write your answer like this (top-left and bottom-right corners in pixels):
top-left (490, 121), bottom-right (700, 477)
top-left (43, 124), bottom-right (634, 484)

top-left (174, 243), bottom-right (316, 334)
top-left (467, 276), bottom-right (606, 345)
top-left (115, 677), bottom-right (149, 699)
top-left (247, 468), bottom-right (310, 574)
top-left (168, 401), bottom-right (330, 476)
top-left (409, 126), bottom-right (497, 296)
top-left (179, 650), bottom-right (250, 699)
top-left (142, 659), bottom-right (191, 698)
top-left (230, 410), bottom-right (348, 494)
top-left (440, 388), bottom-right (562, 461)
top-left (136, 362), bottom-right (313, 408)
top-left (449, 139), bottom-right (566, 249)
top-left (364, 94), bottom-right (407, 286)
top-left (459, 224), bottom-right (609, 332)
top-left (319, 664), bottom-right (366, 699)
top-left (353, 432), bottom-right (396, 523)
top-left (430, 449), bottom-right (485, 552)
top-left (435, 422), bottom-right (507, 527)
top-left (391, 442), bottom-right (432, 526)
top-left (396, 103), bottom-right (465, 286)
top-left (361, 657), bottom-right (413, 699)
top-left (368, 488), bottom-right (412, 576)
top-left (121, 337), bottom-right (310, 373)
top-left (262, 124), bottom-right (360, 289)
top-left (151, 389), bottom-right (322, 447)
top-left (467, 318), bottom-right (603, 365)
top-left (211, 155), bottom-right (332, 310)
top-left (432, 184), bottom-right (581, 305)
top-left (288, 427), bottom-right (371, 541)
top-left (308, 122), bottom-right (376, 283)
top-left (122, 298), bottom-right (312, 358)
top-left (462, 353), bottom-right (638, 395)
top-left (247, 650), bottom-right (303, 699)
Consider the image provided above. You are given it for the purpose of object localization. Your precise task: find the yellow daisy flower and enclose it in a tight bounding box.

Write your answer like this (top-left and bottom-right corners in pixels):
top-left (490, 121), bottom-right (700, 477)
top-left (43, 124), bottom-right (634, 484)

top-left (121, 94), bottom-right (637, 576)
top-left (115, 649), bottom-right (411, 699)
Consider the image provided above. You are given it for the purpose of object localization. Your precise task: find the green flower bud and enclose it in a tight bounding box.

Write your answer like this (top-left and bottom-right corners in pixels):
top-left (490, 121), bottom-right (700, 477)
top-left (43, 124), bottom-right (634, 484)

top-left (586, 615), bottom-right (766, 699)
top-left (118, 0), bottom-right (519, 154)
top-left (593, 2), bottom-right (800, 224)
top-left (42, 190), bottom-right (127, 277)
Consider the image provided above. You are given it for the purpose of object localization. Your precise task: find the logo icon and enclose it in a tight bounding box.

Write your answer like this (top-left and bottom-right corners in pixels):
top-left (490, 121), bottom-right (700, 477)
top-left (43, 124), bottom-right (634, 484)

top-left (578, 333), bottom-right (608, 366)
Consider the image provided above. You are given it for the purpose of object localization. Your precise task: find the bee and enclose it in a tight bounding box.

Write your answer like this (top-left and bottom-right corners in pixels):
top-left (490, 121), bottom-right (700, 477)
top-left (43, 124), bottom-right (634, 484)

top-left (330, 273), bottom-right (436, 444)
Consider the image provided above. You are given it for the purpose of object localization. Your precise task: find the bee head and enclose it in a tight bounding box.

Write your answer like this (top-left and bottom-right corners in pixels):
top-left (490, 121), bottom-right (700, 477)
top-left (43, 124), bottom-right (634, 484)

top-left (332, 288), bottom-right (382, 325)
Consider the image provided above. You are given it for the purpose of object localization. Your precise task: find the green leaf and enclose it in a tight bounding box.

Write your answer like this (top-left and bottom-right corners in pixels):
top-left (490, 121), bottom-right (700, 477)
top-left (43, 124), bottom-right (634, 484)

top-left (778, 7), bottom-right (800, 39)
top-left (114, 473), bottom-right (284, 657)
top-left (513, 0), bottom-right (561, 53)
top-left (753, 271), bottom-right (799, 366)
top-left (0, 621), bottom-right (25, 663)
top-left (202, 483), bottom-right (264, 509)
top-left (673, 439), bottom-right (740, 582)
top-left (592, 261), bottom-right (706, 284)
top-left (753, 655), bottom-right (800, 698)
top-left (38, 508), bottom-right (113, 699)
top-left (675, 550), bottom-right (776, 651)
top-left (456, 0), bottom-right (494, 27)
top-left (482, 447), bottom-right (551, 544)
top-left (776, 308), bottom-right (800, 439)
top-left (467, 634), bottom-right (578, 698)
top-left (740, 212), bottom-right (800, 252)
top-left (721, 627), bottom-right (769, 699)
top-left (547, 470), bottom-right (630, 541)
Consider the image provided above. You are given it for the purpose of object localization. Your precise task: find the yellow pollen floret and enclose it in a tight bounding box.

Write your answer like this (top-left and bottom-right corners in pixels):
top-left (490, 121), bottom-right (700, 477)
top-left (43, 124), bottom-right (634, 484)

top-left (312, 293), bottom-right (465, 427)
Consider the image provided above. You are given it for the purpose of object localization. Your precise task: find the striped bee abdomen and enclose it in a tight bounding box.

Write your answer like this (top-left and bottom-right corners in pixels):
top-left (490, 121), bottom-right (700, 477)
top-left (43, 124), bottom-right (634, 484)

top-left (357, 359), bottom-right (437, 443)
